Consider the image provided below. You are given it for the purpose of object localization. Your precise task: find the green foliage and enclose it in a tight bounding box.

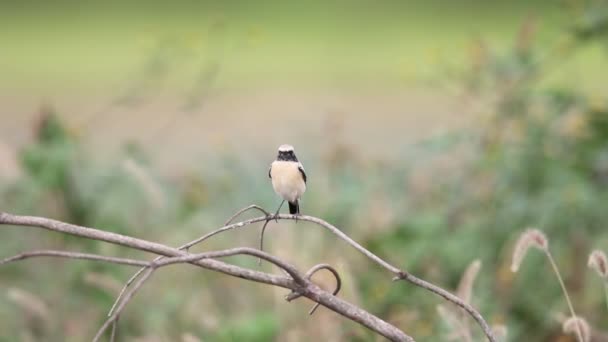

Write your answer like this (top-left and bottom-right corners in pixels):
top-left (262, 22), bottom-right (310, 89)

top-left (212, 313), bottom-right (278, 342)
top-left (21, 114), bottom-right (74, 190)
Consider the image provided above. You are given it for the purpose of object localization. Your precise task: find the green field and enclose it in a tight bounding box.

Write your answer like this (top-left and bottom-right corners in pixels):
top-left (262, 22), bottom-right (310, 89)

top-left (1, 0), bottom-right (605, 93)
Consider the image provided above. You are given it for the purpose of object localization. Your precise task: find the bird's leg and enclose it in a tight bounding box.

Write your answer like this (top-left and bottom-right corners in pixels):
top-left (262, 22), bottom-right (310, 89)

top-left (295, 201), bottom-right (300, 223)
top-left (273, 200), bottom-right (285, 223)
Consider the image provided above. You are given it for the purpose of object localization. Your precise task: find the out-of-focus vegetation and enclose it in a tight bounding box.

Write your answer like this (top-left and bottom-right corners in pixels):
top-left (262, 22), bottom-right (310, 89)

top-left (1, 0), bottom-right (605, 92)
top-left (1, 1), bottom-right (608, 341)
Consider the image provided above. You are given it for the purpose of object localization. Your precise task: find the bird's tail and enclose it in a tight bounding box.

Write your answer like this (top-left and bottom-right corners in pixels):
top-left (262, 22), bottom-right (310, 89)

top-left (288, 201), bottom-right (299, 215)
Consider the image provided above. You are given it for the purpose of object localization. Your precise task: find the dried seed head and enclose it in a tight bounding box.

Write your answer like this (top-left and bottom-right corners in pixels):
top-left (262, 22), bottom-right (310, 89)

top-left (457, 259), bottom-right (482, 304)
top-left (511, 228), bottom-right (549, 273)
top-left (563, 316), bottom-right (590, 342)
top-left (588, 249), bottom-right (608, 279)
top-left (491, 324), bottom-right (508, 341)
top-left (7, 287), bottom-right (50, 320)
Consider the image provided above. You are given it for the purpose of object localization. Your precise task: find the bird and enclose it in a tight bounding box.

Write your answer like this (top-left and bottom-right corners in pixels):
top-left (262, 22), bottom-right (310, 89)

top-left (268, 144), bottom-right (307, 216)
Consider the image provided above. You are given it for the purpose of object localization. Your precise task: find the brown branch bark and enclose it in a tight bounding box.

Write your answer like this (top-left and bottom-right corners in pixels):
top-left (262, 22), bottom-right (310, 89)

top-left (165, 211), bottom-right (497, 341)
top-left (98, 248), bottom-right (339, 340)
top-left (0, 212), bottom-right (413, 342)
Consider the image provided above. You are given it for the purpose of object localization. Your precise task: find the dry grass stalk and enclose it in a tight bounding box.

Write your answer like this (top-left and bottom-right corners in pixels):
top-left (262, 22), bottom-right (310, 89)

top-left (511, 228), bottom-right (584, 342)
top-left (438, 259), bottom-right (483, 342)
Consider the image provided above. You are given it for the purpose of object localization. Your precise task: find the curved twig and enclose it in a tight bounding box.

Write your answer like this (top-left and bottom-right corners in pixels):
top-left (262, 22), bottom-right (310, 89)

top-left (224, 204), bottom-right (271, 226)
top-left (304, 264), bottom-right (342, 315)
top-left (285, 264), bottom-right (342, 311)
top-left (258, 218), bottom-right (273, 265)
top-left (174, 213), bottom-right (401, 273)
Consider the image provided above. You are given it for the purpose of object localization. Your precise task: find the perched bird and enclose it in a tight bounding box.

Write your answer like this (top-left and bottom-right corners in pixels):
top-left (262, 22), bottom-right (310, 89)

top-left (268, 144), bottom-right (307, 215)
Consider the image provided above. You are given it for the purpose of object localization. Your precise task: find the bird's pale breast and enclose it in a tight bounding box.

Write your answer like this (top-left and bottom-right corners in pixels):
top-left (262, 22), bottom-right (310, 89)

top-left (270, 161), bottom-right (306, 202)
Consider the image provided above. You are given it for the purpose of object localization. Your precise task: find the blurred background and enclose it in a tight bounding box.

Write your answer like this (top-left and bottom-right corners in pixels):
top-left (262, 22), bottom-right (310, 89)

top-left (1, 0), bottom-right (608, 341)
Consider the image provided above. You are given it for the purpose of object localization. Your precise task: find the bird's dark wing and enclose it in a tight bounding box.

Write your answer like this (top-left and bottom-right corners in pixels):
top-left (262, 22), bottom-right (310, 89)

top-left (268, 165), bottom-right (272, 179)
top-left (298, 164), bottom-right (307, 183)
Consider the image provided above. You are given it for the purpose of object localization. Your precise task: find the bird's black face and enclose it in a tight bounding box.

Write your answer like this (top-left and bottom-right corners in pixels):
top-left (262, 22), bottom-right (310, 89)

top-left (277, 150), bottom-right (298, 162)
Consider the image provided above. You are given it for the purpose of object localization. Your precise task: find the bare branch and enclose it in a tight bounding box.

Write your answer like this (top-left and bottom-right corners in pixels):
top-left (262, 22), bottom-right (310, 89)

top-left (109, 204), bottom-right (275, 315)
top-left (189, 213), bottom-right (401, 272)
top-left (153, 247), bottom-right (308, 285)
top-left (150, 211), bottom-right (496, 342)
top-left (0, 211), bottom-right (293, 291)
top-left (107, 269), bottom-right (144, 317)
top-left (108, 207), bottom-right (272, 316)
top-left (286, 263), bottom-right (343, 315)
top-left (100, 249), bottom-right (332, 340)
top-left (12, 248), bottom-right (308, 341)
top-left (0, 212), bottom-right (413, 342)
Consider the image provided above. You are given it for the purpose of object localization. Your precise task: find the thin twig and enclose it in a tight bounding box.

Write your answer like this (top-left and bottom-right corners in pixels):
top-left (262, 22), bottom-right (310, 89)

top-left (2, 248), bottom-right (306, 341)
top-left (110, 318), bottom-right (118, 342)
top-left (109, 205), bottom-right (272, 316)
top-left (258, 218), bottom-right (273, 265)
top-left (224, 204), bottom-right (271, 226)
top-left (184, 213), bottom-right (401, 273)
top-left (285, 263), bottom-right (342, 307)
top-left (0, 250), bottom-right (150, 268)
top-left (94, 268), bottom-right (155, 342)
top-left (305, 264), bottom-right (342, 315)
top-left (107, 269), bottom-right (143, 317)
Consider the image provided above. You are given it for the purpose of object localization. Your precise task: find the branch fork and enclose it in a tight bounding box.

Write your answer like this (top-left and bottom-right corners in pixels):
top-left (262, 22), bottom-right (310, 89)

top-left (0, 205), bottom-right (496, 342)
